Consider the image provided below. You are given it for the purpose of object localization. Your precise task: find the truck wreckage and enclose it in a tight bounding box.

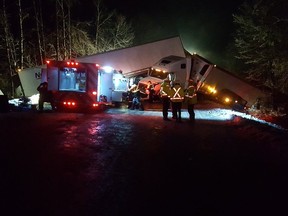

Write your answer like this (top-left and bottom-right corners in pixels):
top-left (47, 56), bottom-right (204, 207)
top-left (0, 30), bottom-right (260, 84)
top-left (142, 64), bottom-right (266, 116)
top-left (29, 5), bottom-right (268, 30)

top-left (15, 36), bottom-right (268, 112)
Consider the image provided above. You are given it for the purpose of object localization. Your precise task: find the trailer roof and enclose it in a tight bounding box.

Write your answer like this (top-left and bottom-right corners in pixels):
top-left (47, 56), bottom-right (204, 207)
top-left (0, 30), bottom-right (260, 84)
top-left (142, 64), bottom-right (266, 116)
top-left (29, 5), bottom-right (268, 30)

top-left (76, 36), bottom-right (186, 75)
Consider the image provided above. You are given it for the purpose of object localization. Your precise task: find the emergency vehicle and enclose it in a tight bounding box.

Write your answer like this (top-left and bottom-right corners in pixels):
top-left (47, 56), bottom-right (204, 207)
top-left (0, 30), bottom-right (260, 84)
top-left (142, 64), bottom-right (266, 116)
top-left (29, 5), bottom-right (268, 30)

top-left (41, 60), bottom-right (127, 112)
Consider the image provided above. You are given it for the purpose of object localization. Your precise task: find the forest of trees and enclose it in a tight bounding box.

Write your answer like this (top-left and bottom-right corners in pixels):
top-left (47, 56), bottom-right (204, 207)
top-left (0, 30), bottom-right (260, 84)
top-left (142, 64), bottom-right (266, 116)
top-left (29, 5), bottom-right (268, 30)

top-left (0, 0), bottom-right (134, 97)
top-left (232, 0), bottom-right (288, 97)
top-left (0, 0), bottom-right (287, 103)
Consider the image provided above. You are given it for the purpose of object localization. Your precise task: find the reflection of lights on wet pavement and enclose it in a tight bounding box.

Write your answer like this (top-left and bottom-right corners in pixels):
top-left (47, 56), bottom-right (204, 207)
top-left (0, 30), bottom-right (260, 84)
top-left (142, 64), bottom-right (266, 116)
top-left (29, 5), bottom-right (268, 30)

top-left (87, 120), bottom-right (104, 145)
top-left (88, 120), bottom-right (101, 136)
top-left (64, 144), bottom-right (72, 148)
top-left (63, 125), bottom-right (79, 148)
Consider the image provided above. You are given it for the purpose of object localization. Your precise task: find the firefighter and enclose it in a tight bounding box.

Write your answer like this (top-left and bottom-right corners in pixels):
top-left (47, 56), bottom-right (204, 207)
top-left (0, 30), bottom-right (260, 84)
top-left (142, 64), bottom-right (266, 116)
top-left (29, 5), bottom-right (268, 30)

top-left (130, 89), bottom-right (143, 110)
top-left (160, 78), bottom-right (171, 121)
top-left (37, 82), bottom-right (48, 112)
top-left (170, 80), bottom-right (185, 122)
top-left (37, 81), bottom-right (55, 112)
top-left (185, 79), bottom-right (197, 122)
top-left (146, 81), bottom-right (155, 103)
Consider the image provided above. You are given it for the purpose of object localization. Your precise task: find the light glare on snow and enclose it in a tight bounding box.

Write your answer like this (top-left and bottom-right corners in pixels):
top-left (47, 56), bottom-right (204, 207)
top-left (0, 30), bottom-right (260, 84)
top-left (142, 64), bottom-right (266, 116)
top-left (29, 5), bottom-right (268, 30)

top-left (126, 108), bottom-right (286, 130)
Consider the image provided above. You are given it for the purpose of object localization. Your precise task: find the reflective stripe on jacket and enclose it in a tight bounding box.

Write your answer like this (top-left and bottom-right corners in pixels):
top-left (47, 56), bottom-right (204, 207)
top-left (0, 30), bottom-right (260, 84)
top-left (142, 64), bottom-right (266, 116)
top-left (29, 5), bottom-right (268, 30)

top-left (170, 85), bottom-right (184, 102)
top-left (185, 86), bottom-right (197, 104)
top-left (160, 82), bottom-right (171, 98)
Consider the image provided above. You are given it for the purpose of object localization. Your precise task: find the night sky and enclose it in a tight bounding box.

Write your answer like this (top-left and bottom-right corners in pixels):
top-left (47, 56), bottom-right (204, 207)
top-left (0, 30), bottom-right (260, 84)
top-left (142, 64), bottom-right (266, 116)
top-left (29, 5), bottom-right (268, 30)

top-left (19, 0), bottom-right (245, 66)
top-left (101, 0), bottom-right (245, 64)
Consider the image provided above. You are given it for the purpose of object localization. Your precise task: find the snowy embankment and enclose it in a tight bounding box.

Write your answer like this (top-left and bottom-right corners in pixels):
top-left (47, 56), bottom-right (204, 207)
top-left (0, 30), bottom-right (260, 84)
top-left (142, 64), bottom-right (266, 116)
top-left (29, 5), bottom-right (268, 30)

top-left (8, 95), bottom-right (287, 131)
top-left (124, 107), bottom-right (287, 131)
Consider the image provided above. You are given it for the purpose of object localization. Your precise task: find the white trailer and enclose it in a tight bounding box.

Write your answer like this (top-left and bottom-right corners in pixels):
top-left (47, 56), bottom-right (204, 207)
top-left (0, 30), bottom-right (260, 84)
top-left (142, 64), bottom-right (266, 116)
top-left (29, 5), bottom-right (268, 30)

top-left (148, 54), bottom-right (267, 108)
top-left (17, 66), bottom-right (44, 97)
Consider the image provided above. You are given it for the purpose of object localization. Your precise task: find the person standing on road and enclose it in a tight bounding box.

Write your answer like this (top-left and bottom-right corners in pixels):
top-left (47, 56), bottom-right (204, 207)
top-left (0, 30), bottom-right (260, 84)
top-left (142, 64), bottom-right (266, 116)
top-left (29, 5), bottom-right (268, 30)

top-left (146, 81), bottom-right (155, 103)
top-left (37, 81), bottom-right (55, 112)
top-left (160, 79), bottom-right (172, 121)
top-left (130, 89), bottom-right (143, 110)
top-left (37, 82), bottom-right (48, 112)
top-left (170, 80), bottom-right (185, 122)
top-left (185, 79), bottom-right (197, 122)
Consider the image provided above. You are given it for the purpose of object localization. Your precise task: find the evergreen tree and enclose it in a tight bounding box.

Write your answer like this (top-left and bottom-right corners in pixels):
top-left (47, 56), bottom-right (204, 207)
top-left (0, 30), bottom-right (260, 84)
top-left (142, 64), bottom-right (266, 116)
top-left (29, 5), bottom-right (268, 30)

top-left (233, 0), bottom-right (288, 94)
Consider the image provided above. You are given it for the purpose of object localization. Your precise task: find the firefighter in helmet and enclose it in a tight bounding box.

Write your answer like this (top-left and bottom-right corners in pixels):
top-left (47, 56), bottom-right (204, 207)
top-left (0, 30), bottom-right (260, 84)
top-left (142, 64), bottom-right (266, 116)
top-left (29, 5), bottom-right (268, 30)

top-left (170, 80), bottom-right (185, 122)
top-left (185, 79), bottom-right (198, 122)
top-left (160, 78), bottom-right (172, 121)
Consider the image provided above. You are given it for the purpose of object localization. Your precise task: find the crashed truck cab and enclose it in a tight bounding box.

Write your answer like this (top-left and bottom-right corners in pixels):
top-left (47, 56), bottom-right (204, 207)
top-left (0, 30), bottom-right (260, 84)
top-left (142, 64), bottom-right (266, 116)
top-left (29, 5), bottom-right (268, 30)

top-left (42, 60), bottom-right (127, 112)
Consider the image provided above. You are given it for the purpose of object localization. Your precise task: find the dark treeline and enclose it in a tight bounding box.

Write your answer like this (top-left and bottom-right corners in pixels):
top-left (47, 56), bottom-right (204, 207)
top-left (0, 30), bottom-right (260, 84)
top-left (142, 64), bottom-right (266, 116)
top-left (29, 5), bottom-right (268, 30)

top-left (0, 0), bottom-right (134, 97)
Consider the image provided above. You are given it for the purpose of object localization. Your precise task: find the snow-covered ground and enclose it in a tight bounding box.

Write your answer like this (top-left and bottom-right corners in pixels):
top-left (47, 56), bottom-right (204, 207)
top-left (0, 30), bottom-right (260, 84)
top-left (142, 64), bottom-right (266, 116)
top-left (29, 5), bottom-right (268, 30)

top-left (8, 95), bottom-right (287, 131)
top-left (114, 108), bottom-right (287, 131)
top-left (8, 94), bottom-right (39, 106)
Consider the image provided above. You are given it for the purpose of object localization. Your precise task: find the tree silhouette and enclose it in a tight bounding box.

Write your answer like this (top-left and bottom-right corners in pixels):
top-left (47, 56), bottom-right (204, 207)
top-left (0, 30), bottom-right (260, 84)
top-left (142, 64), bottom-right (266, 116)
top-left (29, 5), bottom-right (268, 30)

top-left (0, 0), bottom-right (134, 97)
top-left (233, 0), bottom-right (288, 95)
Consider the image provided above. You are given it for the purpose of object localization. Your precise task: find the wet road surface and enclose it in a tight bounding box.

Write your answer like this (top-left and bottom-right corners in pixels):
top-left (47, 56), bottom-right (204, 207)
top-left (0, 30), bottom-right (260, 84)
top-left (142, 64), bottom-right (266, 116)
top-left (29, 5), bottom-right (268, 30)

top-left (1, 106), bottom-right (288, 216)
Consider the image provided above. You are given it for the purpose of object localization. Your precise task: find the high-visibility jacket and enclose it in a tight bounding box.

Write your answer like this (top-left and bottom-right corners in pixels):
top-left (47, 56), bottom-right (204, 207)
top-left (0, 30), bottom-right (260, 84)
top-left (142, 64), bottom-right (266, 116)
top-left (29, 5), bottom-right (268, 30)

top-left (185, 85), bottom-right (197, 104)
top-left (170, 84), bottom-right (184, 102)
top-left (160, 81), bottom-right (171, 98)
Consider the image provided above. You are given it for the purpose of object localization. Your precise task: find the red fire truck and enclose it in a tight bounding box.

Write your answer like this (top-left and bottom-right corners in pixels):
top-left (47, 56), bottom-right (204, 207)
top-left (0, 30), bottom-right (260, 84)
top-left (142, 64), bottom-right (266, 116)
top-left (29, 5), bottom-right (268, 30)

top-left (41, 60), bottom-right (127, 112)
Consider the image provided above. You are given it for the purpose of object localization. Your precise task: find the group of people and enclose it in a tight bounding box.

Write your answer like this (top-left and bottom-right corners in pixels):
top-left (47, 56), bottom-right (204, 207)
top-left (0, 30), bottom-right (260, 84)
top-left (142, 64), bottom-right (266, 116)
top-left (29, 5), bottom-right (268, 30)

top-left (160, 79), bottom-right (197, 122)
top-left (128, 80), bottom-right (156, 110)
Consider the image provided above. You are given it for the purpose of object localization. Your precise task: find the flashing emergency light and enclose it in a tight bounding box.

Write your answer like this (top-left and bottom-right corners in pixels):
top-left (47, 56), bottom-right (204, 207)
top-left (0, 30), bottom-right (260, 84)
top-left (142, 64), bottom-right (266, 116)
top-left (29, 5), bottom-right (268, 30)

top-left (95, 64), bottom-right (100, 67)
top-left (93, 103), bottom-right (99, 107)
top-left (63, 101), bottom-right (76, 106)
top-left (224, 97), bottom-right (230, 103)
top-left (102, 66), bottom-right (113, 73)
top-left (46, 60), bottom-right (50, 64)
top-left (207, 86), bottom-right (217, 94)
top-left (92, 91), bottom-right (97, 95)
top-left (67, 60), bottom-right (79, 66)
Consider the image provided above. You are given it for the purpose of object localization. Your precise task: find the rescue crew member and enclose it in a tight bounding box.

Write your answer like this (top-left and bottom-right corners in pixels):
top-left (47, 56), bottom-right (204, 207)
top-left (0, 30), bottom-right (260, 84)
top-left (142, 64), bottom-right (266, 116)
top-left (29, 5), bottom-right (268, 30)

top-left (160, 78), bottom-right (171, 121)
top-left (37, 81), bottom-right (55, 112)
top-left (185, 79), bottom-right (197, 122)
top-left (146, 81), bottom-right (154, 103)
top-left (37, 82), bottom-right (48, 112)
top-left (130, 89), bottom-right (143, 110)
top-left (170, 80), bottom-right (185, 122)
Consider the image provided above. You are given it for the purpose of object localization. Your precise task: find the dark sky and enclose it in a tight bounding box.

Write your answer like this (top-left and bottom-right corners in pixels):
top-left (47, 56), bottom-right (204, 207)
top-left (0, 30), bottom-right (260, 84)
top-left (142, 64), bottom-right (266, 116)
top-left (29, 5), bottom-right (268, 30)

top-left (14, 0), bottom-right (246, 65)
top-left (103, 0), bottom-right (245, 64)
top-left (23, 0), bottom-right (244, 66)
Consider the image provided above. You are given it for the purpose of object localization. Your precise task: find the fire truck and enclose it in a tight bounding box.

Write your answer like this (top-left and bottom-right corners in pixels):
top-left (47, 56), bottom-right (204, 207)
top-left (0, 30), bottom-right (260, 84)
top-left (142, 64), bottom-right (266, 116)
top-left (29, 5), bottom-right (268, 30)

top-left (41, 60), bottom-right (127, 112)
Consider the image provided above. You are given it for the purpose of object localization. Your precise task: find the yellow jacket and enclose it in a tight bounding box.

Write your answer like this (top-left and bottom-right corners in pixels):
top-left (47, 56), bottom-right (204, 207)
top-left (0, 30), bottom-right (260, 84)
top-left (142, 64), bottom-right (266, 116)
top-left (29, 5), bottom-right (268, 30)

top-left (185, 85), bottom-right (197, 104)
top-left (160, 81), bottom-right (171, 98)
